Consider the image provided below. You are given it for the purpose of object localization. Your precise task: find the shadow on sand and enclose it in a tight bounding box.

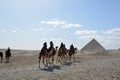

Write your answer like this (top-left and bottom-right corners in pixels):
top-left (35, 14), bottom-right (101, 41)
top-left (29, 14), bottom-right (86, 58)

top-left (74, 60), bottom-right (82, 63)
top-left (41, 61), bottom-right (81, 72)
top-left (62, 62), bottom-right (73, 66)
top-left (62, 61), bottom-right (81, 66)
top-left (41, 65), bottom-right (61, 72)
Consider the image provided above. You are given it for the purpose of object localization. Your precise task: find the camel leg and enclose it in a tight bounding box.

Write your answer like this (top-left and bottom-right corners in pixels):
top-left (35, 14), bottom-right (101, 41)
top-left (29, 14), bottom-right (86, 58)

top-left (39, 59), bottom-right (40, 68)
top-left (0, 57), bottom-right (1, 63)
top-left (65, 55), bottom-right (68, 62)
top-left (6, 57), bottom-right (10, 63)
top-left (69, 55), bottom-right (71, 62)
top-left (73, 54), bottom-right (75, 62)
top-left (45, 57), bottom-right (49, 67)
top-left (56, 55), bottom-right (59, 64)
top-left (38, 55), bottom-right (41, 68)
top-left (42, 57), bottom-right (45, 67)
top-left (57, 56), bottom-right (62, 64)
top-left (39, 58), bottom-right (41, 68)
top-left (51, 56), bottom-right (54, 65)
top-left (64, 55), bottom-right (67, 63)
top-left (48, 57), bottom-right (51, 66)
top-left (1, 57), bottom-right (3, 63)
top-left (58, 56), bottom-right (62, 64)
top-left (8, 57), bottom-right (10, 63)
top-left (6, 57), bottom-right (8, 63)
top-left (61, 57), bottom-right (63, 64)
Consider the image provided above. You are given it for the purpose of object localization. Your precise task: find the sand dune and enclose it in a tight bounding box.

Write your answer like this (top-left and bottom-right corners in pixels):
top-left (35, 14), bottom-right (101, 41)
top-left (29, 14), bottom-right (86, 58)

top-left (0, 49), bottom-right (120, 80)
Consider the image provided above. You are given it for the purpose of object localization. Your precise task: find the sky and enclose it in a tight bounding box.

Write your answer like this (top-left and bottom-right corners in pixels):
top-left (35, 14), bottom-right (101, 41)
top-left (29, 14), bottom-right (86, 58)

top-left (0, 0), bottom-right (120, 50)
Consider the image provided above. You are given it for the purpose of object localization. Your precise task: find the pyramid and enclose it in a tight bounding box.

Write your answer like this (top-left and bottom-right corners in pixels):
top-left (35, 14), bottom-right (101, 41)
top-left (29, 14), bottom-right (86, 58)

top-left (81, 39), bottom-right (105, 52)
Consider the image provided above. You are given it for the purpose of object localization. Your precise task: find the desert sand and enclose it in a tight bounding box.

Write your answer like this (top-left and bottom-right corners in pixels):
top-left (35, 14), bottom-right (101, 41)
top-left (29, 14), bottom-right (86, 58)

top-left (0, 49), bottom-right (120, 80)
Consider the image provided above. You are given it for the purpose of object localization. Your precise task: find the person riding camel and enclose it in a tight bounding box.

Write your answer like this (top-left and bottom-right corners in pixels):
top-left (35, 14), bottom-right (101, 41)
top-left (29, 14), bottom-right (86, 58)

top-left (43, 42), bottom-right (47, 49)
top-left (48, 41), bottom-right (54, 52)
top-left (7, 47), bottom-right (11, 57)
top-left (5, 47), bottom-right (11, 63)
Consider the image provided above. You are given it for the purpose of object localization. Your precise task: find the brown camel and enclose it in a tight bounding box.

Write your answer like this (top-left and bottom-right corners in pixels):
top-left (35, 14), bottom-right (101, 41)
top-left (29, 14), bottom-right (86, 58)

top-left (57, 43), bottom-right (69, 64)
top-left (38, 42), bottom-right (49, 68)
top-left (68, 44), bottom-right (76, 62)
top-left (0, 52), bottom-right (3, 63)
top-left (47, 41), bottom-right (58, 65)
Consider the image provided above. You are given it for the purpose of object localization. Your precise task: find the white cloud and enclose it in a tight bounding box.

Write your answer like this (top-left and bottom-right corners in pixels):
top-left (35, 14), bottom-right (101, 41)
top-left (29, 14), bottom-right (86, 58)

top-left (103, 28), bottom-right (120, 35)
top-left (20, 30), bottom-right (24, 32)
top-left (102, 28), bottom-right (120, 40)
top-left (50, 28), bottom-right (55, 31)
top-left (11, 30), bottom-right (17, 33)
top-left (100, 28), bottom-right (120, 49)
top-left (41, 19), bottom-right (82, 28)
top-left (101, 39), bottom-right (120, 49)
top-left (50, 38), bottom-right (63, 41)
top-left (32, 27), bottom-right (44, 32)
top-left (2, 30), bottom-right (6, 32)
top-left (75, 30), bottom-right (103, 40)
top-left (40, 32), bottom-right (47, 35)
top-left (78, 35), bottom-right (101, 39)
top-left (74, 30), bottom-right (98, 35)
top-left (40, 37), bottom-right (63, 41)
top-left (41, 19), bottom-right (65, 27)
top-left (107, 36), bottom-right (120, 40)
top-left (33, 28), bottom-right (39, 32)
top-left (63, 23), bottom-right (83, 28)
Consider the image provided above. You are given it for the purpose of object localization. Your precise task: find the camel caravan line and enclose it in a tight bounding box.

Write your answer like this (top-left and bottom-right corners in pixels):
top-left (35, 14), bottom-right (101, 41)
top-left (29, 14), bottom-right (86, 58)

top-left (0, 42), bottom-right (77, 68)
top-left (38, 41), bottom-right (77, 68)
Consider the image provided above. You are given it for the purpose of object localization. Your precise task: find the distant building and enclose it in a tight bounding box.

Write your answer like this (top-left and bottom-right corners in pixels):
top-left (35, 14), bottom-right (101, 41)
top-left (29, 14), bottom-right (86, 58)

top-left (80, 39), bottom-right (106, 53)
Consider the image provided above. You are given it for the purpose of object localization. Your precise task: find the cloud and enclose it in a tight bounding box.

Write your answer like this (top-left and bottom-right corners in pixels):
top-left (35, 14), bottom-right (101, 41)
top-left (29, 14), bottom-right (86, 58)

top-left (107, 36), bottom-right (120, 40)
top-left (41, 19), bottom-right (65, 27)
top-left (100, 28), bottom-right (120, 49)
top-left (41, 19), bottom-right (82, 28)
top-left (32, 27), bottom-right (44, 32)
top-left (74, 30), bottom-right (101, 40)
top-left (103, 28), bottom-right (120, 35)
top-left (0, 29), bottom-right (24, 33)
top-left (101, 39), bottom-right (120, 49)
top-left (74, 30), bottom-right (98, 35)
top-left (1, 29), bottom-right (6, 32)
top-left (40, 32), bottom-right (47, 35)
top-left (78, 35), bottom-right (102, 39)
top-left (40, 37), bottom-right (63, 42)
top-left (20, 30), bottom-right (24, 33)
top-left (63, 23), bottom-right (82, 28)
top-left (50, 28), bottom-right (55, 31)
top-left (32, 28), bottom-right (39, 32)
top-left (102, 28), bottom-right (120, 40)
top-left (50, 38), bottom-right (63, 41)
top-left (11, 30), bottom-right (17, 33)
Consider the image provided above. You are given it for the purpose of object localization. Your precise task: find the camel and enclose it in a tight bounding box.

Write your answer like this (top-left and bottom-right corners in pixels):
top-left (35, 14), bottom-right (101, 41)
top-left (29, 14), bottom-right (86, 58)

top-left (75, 47), bottom-right (78, 54)
top-left (0, 52), bottom-right (3, 63)
top-left (68, 44), bottom-right (76, 62)
top-left (57, 43), bottom-right (69, 64)
top-left (5, 47), bottom-right (11, 63)
top-left (47, 41), bottom-right (58, 65)
top-left (38, 42), bottom-right (49, 68)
